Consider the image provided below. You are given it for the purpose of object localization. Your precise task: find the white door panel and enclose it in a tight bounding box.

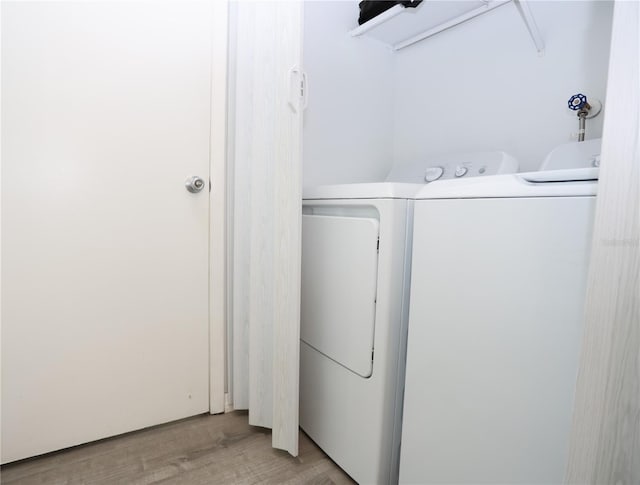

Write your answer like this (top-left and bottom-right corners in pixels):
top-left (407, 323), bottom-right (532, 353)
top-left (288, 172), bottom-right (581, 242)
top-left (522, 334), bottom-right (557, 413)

top-left (2, 1), bottom-right (212, 463)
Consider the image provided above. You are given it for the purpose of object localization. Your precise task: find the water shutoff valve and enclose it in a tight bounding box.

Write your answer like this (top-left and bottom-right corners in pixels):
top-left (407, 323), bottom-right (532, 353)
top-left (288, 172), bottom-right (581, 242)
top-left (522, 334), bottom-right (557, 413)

top-left (568, 93), bottom-right (590, 113)
top-left (567, 93), bottom-right (602, 142)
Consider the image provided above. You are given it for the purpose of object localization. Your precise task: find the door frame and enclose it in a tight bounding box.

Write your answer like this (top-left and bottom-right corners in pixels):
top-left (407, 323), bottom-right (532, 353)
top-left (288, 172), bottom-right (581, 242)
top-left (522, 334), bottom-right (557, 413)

top-left (209, 0), bottom-right (229, 415)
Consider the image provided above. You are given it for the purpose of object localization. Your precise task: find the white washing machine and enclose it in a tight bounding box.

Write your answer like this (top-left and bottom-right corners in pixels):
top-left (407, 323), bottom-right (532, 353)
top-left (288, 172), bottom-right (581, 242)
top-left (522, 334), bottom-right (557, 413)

top-left (300, 152), bottom-right (518, 485)
top-left (399, 140), bottom-right (601, 484)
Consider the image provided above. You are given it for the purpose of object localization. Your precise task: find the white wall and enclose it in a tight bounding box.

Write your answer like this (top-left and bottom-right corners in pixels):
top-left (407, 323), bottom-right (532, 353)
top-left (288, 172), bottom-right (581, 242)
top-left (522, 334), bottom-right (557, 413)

top-left (392, 1), bottom-right (614, 172)
top-left (303, 1), bottom-right (395, 187)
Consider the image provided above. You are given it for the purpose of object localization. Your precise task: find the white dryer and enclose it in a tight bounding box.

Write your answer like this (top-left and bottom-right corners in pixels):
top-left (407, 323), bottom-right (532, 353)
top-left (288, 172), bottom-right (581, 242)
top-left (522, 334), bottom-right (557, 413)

top-left (300, 152), bottom-right (518, 485)
top-left (399, 140), bottom-right (601, 484)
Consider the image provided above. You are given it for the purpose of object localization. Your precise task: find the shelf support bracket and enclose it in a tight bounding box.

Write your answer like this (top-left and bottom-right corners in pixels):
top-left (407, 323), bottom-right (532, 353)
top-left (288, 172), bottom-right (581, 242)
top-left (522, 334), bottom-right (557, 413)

top-left (514, 0), bottom-right (545, 55)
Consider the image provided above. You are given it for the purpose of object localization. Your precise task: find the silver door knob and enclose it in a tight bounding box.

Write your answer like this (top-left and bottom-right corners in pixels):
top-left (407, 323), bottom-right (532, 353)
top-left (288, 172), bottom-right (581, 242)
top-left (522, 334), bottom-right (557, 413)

top-left (185, 176), bottom-right (206, 193)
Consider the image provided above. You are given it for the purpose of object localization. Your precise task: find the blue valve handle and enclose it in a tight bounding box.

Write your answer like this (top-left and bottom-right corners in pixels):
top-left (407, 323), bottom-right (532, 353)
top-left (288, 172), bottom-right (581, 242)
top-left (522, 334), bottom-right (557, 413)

top-left (568, 93), bottom-right (588, 110)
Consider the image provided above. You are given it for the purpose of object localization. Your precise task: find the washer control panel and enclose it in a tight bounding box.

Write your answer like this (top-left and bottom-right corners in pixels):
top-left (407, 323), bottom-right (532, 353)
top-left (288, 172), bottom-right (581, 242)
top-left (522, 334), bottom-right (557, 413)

top-left (424, 162), bottom-right (487, 182)
top-left (422, 153), bottom-right (519, 183)
top-left (385, 151), bottom-right (520, 184)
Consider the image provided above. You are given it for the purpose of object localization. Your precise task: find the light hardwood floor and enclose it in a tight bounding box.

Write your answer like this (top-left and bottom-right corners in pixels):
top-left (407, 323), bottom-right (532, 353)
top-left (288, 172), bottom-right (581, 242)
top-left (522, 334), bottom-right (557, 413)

top-left (0, 412), bottom-right (356, 484)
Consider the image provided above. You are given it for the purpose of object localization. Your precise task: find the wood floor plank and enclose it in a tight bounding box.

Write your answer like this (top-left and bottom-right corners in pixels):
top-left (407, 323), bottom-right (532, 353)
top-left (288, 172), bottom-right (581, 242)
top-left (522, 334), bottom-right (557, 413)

top-left (0, 412), bottom-right (356, 485)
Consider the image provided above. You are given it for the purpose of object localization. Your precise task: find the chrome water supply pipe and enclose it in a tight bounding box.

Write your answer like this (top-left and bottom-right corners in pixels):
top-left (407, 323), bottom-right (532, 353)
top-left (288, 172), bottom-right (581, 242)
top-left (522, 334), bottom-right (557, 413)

top-left (568, 93), bottom-right (592, 142)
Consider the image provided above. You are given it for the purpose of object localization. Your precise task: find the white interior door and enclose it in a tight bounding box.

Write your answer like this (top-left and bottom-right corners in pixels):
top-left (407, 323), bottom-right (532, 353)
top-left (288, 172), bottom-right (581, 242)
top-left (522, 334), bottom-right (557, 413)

top-left (1, 1), bottom-right (213, 463)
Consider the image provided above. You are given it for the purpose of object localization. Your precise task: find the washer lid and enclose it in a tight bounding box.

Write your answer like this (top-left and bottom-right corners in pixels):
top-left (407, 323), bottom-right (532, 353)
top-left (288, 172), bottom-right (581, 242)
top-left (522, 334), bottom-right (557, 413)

top-left (303, 182), bottom-right (424, 200)
top-left (521, 167), bottom-right (599, 183)
top-left (414, 168), bottom-right (598, 199)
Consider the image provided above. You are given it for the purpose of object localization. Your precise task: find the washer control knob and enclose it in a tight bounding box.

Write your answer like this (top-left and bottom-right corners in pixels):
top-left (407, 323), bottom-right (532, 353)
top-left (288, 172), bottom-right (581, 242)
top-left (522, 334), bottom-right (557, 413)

top-left (455, 166), bottom-right (468, 177)
top-left (424, 166), bottom-right (444, 183)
